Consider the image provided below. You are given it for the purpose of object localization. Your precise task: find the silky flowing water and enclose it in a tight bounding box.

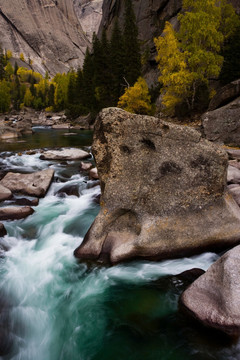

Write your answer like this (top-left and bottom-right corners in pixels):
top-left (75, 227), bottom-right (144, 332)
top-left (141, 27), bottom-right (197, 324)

top-left (0, 128), bottom-right (239, 360)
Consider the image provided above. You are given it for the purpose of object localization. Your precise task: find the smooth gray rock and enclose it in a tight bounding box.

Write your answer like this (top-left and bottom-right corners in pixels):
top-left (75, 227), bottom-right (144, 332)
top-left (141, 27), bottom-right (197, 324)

top-left (180, 245), bottom-right (240, 336)
top-left (0, 185), bottom-right (12, 202)
top-left (74, 108), bottom-right (240, 264)
top-left (0, 169), bottom-right (54, 197)
top-left (227, 166), bottom-right (240, 184)
top-left (227, 149), bottom-right (240, 160)
top-left (229, 160), bottom-right (240, 170)
top-left (80, 162), bottom-right (93, 171)
top-left (228, 186), bottom-right (240, 206)
top-left (202, 97), bottom-right (240, 147)
top-left (40, 149), bottom-right (91, 161)
top-left (89, 167), bottom-right (98, 180)
top-left (0, 207), bottom-right (34, 220)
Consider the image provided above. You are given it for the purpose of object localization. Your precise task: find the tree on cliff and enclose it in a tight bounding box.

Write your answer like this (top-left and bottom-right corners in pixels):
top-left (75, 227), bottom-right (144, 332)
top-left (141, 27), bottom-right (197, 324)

top-left (155, 0), bottom-right (239, 115)
top-left (123, 0), bottom-right (141, 86)
top-left (118, 77), bottom-right (153, 115)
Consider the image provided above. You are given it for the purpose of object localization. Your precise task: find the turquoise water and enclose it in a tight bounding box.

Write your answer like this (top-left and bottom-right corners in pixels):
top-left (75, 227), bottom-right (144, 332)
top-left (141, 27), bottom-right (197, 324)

top-left (0, 129), bottom-right (239, 360)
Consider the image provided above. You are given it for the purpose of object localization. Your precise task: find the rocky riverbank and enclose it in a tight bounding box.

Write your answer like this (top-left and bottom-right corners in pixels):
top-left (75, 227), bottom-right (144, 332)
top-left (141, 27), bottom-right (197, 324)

top-left (0, 109), bottom-right (92, 140)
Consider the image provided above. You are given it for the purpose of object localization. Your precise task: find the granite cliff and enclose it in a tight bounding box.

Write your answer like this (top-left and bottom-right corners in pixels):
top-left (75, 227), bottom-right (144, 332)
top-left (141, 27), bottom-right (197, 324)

top-left (0, 0), bottom-right (90, 75)
top-left (99, 0), bottom-right (240, 86)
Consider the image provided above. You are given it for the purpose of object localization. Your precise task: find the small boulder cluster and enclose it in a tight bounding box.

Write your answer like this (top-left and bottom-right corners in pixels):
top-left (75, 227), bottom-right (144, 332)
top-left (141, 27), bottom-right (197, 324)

top-left (227, 149), bottom-right (240, 207)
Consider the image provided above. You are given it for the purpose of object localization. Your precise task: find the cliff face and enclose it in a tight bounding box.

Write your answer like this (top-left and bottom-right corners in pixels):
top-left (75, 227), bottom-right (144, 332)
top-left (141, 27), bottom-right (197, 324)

top-left (73, 0), bottom-right (103, 41)
top-left (99, 0), bottom-right (239, 86)
top-left (0, 0), bottom-right (90, 75)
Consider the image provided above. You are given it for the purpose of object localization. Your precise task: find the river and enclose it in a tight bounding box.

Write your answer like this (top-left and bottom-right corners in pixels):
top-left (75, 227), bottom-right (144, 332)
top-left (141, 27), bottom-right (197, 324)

top-left (0, 128), bottom-right (238, 360)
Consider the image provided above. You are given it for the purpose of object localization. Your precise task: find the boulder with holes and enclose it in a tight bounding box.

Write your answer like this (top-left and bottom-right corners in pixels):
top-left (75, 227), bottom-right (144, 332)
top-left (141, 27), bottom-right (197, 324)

top-left (74, 108), bottom-right (240, 264)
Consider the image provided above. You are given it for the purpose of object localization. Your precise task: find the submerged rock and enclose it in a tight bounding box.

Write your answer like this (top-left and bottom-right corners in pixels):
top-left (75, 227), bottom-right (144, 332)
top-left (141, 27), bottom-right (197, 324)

top-left (0, 207), bottom-right (34, 220)
top-left (0, 185), bottom-right (12, 202)
top-left (40, 148), bottom-right (91, 161)
top-left (0, 223), bottom-right (7, 237)
top-left (180, 245), bottom-right (240, 336)
top-left (74, 108), bottom-right (240, 264)
top-left (0, 169), bottom-right (54, 198)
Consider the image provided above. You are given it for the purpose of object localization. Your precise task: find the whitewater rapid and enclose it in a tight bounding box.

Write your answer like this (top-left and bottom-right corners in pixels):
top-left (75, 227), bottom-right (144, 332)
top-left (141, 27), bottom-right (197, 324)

top-left (0, 141), bottom-right (237, 360)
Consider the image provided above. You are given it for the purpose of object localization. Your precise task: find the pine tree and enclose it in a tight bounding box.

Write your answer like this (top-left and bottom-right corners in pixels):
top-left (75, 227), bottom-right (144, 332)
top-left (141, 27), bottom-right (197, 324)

top-left (123, 0), bottom-right (141, 86)
top-left (220, 24), bottom-right (240, 85)
top-left (0, 47), bottom-right (5, 80)
top-left (67, 71), bottom-right (77, 106)
top-left (110, 19), bottom-right (125, 104)
top-left (93, 29), bottom-right (113, 109)
top-left (82, 47), bottom-right (96, 112)
top-left (0, 80), bottom-right (11, 112)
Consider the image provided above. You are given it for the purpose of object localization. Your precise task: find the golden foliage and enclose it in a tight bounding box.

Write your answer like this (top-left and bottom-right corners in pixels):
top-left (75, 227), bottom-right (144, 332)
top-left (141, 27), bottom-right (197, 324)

top-left (118, 77), bottom-right (153, 115)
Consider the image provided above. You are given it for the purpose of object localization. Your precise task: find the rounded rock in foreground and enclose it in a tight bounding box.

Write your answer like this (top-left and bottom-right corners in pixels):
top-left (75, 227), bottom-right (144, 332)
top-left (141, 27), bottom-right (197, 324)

top-left (180, 245), bottom-right (240, 337)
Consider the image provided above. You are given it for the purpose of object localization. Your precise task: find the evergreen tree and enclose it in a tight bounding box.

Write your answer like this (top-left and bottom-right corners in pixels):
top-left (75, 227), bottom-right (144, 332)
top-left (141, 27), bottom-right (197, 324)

top-left (123, 0), bottom-right (141, 86)
top-left (82, 47), bottom-right (96, 112)
top-left (67, 71), bottom-right (77, 106)
top-left (0, 47), bottom-right (5, 80)
top-left (0, 80), bottom-right (11, 112)
top-left (220, 24), bottom-right (240, 85)
top-left (110, 19), bottom-right (125, 104)
top-left (93, 29), bottom-right (114, 109)
top-left (75, 67), bottom-right (84, 104)
top-left (48, 83), bottom-right (55, 107)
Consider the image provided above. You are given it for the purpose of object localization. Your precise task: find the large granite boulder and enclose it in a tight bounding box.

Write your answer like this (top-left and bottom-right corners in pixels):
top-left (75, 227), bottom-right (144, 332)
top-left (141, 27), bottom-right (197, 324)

top-left (202, 97), bottom-right (240, 147)
top-left (0, 169), bottom-right (54, 198)
top-left (74, 108), bottom-right (240, 264)
top-left (40, 148), bottom-right (91, 161)
top-left (180, 245), bottom-right (240, 336)
top-left (208, 79), bottom-right (240, 111)
top-left (0, 185), bottom-right (12, 202)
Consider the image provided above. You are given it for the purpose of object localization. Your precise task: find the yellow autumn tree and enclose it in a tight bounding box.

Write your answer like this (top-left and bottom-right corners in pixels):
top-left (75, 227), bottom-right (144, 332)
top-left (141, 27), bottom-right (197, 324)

top-left (23, 88), bottom-right (34, 107)
top-left (155, 22), bottom-right (194, 115)
top-left (118, 77), bottom-right (153, 115)
top-left (154, 0), bottom-right (240, 115)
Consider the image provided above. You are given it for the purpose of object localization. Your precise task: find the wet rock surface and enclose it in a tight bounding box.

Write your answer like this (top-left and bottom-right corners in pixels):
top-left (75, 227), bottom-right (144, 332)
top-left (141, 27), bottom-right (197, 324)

top-left (0, 169), bottom-right (54, 198)
top-left (74, 108), bottom-right (240, 264)
top-left (180, 245), bottom-right (240, 336)
top-left (40, 149), bottom-right (91, 161)
top-left (0, 185), bottom-right (12, 202)
top-left (0, 206), bottom-right (34, 220)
